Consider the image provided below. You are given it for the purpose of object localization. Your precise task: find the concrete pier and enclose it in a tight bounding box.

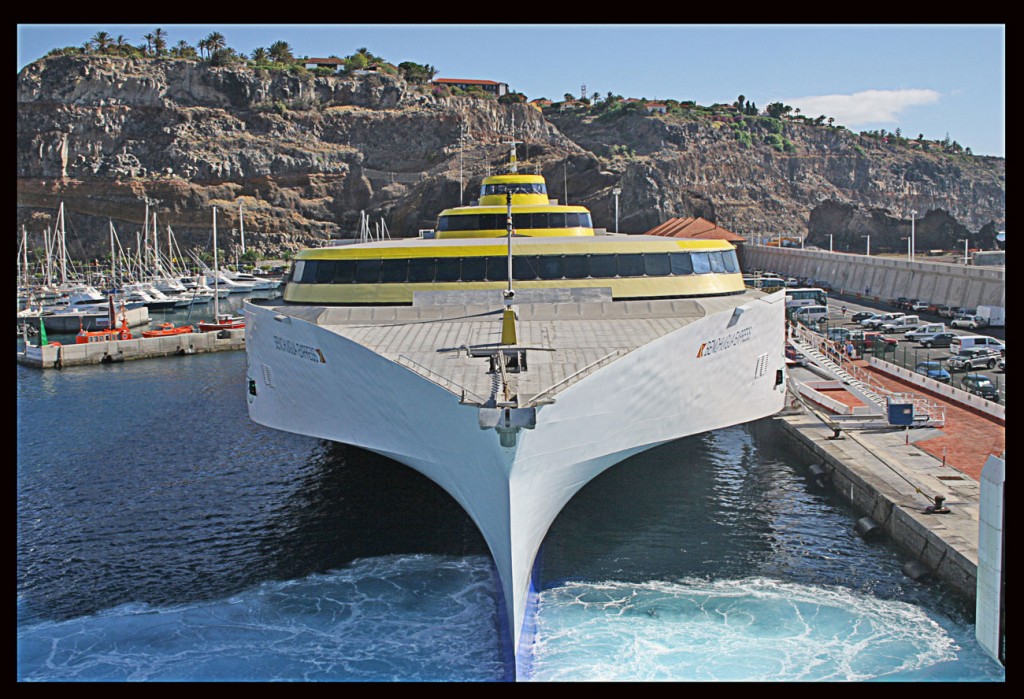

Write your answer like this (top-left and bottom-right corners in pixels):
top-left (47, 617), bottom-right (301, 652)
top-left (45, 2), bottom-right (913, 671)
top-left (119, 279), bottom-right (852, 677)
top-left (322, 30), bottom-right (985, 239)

top-left (16, 328), bottom-right (244, 369)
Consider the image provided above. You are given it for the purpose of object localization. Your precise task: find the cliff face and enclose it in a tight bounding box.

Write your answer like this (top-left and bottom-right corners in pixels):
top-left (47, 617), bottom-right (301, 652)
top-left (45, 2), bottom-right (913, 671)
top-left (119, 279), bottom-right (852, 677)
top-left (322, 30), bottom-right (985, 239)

top-left (16, 55), bottom-right (1005, 261)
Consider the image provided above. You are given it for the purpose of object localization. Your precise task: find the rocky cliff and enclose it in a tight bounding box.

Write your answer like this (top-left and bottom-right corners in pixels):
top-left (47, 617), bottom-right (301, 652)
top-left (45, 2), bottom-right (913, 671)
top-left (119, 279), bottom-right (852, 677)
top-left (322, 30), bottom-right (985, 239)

top-left (17, 55), bottom-right (1005, 262)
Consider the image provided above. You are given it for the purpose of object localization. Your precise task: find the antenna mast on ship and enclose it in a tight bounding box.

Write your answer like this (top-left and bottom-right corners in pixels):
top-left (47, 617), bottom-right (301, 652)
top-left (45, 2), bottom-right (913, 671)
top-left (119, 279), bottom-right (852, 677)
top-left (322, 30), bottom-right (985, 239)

top-left (505, 114), bottom-right (521, 174)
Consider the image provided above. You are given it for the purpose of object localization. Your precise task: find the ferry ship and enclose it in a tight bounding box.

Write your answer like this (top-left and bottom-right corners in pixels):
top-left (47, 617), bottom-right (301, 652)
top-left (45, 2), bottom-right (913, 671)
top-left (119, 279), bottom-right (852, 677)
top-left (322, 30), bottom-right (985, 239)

top-left (243, 138), bottom-right (787, 679)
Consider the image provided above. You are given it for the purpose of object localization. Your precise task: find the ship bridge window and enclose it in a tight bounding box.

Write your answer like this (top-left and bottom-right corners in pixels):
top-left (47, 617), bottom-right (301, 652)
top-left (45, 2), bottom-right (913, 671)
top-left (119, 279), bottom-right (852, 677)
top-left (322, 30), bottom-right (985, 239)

top-left (355, 259), bottom-right (382, 284)
top-left (512, 256), bottom-right (540, 280)
top-left (315, 260), bottom-right (337, 284)
top-left (461, 256), bottom-right (486, 282)
top-left (408, 257), bottom-right (436, 283)
top-left (435, 257), bottom-right (461, 282)
top-left (332, 259), bottom-right (358, 283)
top-left (708, 251), bottom-right (727, 274)
top-left (616, 254), bottom-right (645, 277)
top-left (485, 256), bottom-right (509, 282)
top-left (690, 252), bottom-right (712, 275)
top-left (723, 250), bottom-right (739, 273)
top-left (669, 252), bottom-right (694, 275)
top-left (588, 254), bottom-right (617, 278)
top-left (294, 260), bottom-right (310, 283)
top-left (538, 255), bottom-right (564, 280)
top-left (380, 258), bottom-right (409, 283)
top-left (563, 254), bottom-right (590, 279)
top-left (482, 183), bottom-right (546, 196)
top-left (643, 253), bottom-right (672, 276)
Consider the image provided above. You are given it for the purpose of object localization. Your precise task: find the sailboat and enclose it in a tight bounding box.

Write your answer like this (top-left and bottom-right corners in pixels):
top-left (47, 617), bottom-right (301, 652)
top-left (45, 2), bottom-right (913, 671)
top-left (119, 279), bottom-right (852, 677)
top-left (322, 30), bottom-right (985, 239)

top-left (197, 206), bottom-right (245, 332)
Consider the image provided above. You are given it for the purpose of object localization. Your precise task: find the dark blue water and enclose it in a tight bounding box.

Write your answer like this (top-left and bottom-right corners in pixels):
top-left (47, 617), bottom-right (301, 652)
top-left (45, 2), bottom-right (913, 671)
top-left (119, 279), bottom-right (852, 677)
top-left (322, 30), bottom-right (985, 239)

top-left (16, 316), bottom-right (1005, 682)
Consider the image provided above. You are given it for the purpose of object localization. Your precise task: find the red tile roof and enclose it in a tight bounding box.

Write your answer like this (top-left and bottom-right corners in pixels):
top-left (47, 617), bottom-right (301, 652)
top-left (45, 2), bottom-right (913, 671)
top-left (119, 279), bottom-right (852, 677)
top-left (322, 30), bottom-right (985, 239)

top-left (433, 78), bottom-right (504, 86)
top-left (644, 217), bottom-right (745, 242)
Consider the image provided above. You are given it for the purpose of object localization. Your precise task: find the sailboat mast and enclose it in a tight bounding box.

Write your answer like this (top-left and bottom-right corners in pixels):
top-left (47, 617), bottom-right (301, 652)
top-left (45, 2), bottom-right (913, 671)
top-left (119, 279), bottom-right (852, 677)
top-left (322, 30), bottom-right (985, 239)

top-left (239, 201), bottom-right (245, 257)
top-left (58, 203), bottom-right (67, 285)
top-left (213, 207), bottom-right (219, 320)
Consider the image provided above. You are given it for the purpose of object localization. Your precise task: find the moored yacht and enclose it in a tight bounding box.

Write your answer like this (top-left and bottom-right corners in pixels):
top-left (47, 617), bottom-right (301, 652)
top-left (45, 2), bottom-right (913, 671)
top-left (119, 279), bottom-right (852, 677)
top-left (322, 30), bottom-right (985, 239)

top-left (243, 139), bottom-right (787, 680)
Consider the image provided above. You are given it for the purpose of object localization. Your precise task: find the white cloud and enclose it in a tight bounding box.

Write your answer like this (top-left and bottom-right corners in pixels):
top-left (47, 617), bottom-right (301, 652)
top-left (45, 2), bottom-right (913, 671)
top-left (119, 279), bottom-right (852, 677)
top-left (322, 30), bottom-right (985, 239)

top-left (784, 89), bottom-right (941, 127)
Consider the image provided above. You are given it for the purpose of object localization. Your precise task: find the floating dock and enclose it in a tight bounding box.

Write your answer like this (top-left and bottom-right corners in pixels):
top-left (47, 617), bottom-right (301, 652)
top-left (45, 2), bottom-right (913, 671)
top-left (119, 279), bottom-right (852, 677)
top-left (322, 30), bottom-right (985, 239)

top-left (16, 328), bottom-right (245, 369)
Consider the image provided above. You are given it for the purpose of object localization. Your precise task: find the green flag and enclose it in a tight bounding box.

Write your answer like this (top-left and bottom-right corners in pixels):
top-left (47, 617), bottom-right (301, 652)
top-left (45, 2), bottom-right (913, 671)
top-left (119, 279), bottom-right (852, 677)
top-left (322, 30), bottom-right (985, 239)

top-left (39, 317), bottom-right (48, 346)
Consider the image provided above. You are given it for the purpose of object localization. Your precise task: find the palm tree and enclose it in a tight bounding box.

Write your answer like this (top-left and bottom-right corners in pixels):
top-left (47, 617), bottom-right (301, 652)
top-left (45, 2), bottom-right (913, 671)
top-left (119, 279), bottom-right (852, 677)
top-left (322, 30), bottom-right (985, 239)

top-left (171, 40), bottom-right (196, 59)
top-left (250, 47), bottom-right (269, 64)
top-left (204, 32), bottom-right (226, 56)
top-left (268, 40), bottom-right (294, 64)
top-left (143, 32), bottom-right (154, 55)
top-left (197, 38), bottom-right (209, 59)
top-left (152, 28), bottom-right (168, 55)
top-left (89, 31), bottom-right (113, 53)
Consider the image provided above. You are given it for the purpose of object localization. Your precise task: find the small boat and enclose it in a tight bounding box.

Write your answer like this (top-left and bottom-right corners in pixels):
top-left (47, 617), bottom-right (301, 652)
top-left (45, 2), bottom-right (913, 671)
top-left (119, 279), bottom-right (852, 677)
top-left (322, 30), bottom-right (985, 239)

top-left (141, 322), bottom-right (195, 338)
top-left (75, 298), bottom-right (133, 344)
top-left (196, 314), bottom-right (244, 332)
top-left (76, 325), bottom-right (133, 344)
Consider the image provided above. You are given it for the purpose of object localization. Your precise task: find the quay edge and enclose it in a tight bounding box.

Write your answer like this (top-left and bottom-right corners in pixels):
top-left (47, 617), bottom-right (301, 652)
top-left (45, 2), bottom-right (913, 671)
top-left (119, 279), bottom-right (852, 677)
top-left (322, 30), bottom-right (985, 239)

top-left (16, 329), bottom-right (245, 369)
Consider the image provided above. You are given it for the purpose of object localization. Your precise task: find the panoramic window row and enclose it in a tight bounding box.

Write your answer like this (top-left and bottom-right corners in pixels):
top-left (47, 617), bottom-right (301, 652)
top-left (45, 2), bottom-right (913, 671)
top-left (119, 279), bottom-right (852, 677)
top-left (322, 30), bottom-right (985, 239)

top-left (293, 250), bottom-right (740, 285)
top-left (436, 211), bottom-right (593, 232)
top-left (479, 182), bottom-right (547, 196)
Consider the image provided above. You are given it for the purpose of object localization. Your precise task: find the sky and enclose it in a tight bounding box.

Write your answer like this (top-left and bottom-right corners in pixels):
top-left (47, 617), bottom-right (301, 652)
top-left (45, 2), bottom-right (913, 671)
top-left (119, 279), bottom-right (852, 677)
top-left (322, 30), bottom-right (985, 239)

top-left (16, 23), bottom-right (1006, 158)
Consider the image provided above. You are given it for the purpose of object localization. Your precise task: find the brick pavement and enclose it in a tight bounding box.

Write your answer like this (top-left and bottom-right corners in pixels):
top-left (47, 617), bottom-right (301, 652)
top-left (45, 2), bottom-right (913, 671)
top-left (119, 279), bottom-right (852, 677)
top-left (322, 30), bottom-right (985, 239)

top-left (849, 359), bottom-right (1004, 481)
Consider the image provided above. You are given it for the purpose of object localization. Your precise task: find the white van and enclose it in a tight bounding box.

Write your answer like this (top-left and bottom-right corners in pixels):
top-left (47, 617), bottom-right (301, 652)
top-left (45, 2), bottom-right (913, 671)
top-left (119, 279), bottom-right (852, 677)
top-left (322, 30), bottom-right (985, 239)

top-left (949, 334), bottom-right (1005, 354)
top-left (793, 305), bottom-right (829, 324)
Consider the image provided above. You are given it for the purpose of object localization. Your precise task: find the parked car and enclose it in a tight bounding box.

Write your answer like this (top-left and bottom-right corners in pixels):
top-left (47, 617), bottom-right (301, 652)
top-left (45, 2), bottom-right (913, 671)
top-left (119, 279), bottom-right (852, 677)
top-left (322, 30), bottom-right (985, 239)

top-left (880, 315), bottom-right (920, 333)
top-left (960, 374), bottom-right (1000, 401)
top-left (946, 347), bottom-right (1002, 372)
top-left (998, 355), bottom-right (1006, 371)
top-left (826, 327), bottom-right (852, 342)
top-left (910, 300), bottom-right (930, 312)
top-left (863, 331), bottom-right (898, 352)
top-left (862, 312), bottom-right (904, 329)
top-left (918, 332), bottom-right (957, 349)
top-left (938, 305), bottom-right (960, 318)
top-left (951, 314), bottom-right (985, 330)
top-left (851, 311), bottom-right (876, 323)
top-left (915, 361), bottom-right (952, 383)
top-left (894, 297), bottom-right (910, 309)
top-left (905, 323), bottom-right (945, 341)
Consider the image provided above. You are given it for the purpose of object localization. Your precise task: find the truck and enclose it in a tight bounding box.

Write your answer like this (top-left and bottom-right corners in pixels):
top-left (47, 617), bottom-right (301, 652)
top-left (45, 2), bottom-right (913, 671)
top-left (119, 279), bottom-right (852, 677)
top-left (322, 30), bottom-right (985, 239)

top-left (975, 305), bottom-right (1005, 328)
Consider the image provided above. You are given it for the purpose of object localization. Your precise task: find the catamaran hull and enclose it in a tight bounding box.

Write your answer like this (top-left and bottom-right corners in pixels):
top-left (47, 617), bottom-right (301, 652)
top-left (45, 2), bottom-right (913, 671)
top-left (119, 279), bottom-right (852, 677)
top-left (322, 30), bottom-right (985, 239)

top-left (244, 293), bottom-right (786, 679)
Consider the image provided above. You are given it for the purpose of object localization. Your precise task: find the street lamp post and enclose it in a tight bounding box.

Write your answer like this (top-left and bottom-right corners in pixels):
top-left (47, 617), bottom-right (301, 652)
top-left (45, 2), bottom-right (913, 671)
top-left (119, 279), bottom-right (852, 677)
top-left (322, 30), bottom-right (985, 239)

top-left (959, 238), bottom-right (969, 265)
top-left (612, 187), bottom-right (621, 233)
top-left (828, 234), bottom-right (833, 252)
top-left (862, 235), bottom-right (870, 256)
top-left (910, 209), bottom-right (916, 261)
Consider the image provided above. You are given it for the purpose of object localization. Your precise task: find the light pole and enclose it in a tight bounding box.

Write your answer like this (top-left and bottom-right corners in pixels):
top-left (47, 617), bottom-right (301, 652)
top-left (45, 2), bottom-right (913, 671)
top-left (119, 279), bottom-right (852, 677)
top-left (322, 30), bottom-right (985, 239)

top-left (959, 238), bottom-right (969, 265)
top-left (612, 187), bottom-right (621, 233)
top-left (862, 235), bottom-right (870, 256)
top-left (910, 209), bottom-right (916, 261)
top-left (828, 234), bottom-right (833, 252)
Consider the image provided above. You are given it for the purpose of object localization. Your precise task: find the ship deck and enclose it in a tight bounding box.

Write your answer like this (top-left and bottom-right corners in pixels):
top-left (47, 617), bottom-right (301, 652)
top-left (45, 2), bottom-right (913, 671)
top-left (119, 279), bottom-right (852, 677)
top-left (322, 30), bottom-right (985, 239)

top-left (252, 288), bottom-right (766, 406)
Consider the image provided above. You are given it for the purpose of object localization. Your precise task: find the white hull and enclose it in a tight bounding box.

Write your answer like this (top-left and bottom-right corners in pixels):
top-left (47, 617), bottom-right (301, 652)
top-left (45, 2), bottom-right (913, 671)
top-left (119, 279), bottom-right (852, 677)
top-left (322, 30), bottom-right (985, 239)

top-left (244, 291), bottom-right (786, 677)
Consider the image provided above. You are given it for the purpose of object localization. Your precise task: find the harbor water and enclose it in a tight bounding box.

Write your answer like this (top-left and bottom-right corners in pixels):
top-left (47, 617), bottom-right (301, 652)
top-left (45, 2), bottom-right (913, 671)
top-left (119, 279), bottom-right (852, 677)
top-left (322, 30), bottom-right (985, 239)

top-left (16, 305), bottom-right (1005, 681)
